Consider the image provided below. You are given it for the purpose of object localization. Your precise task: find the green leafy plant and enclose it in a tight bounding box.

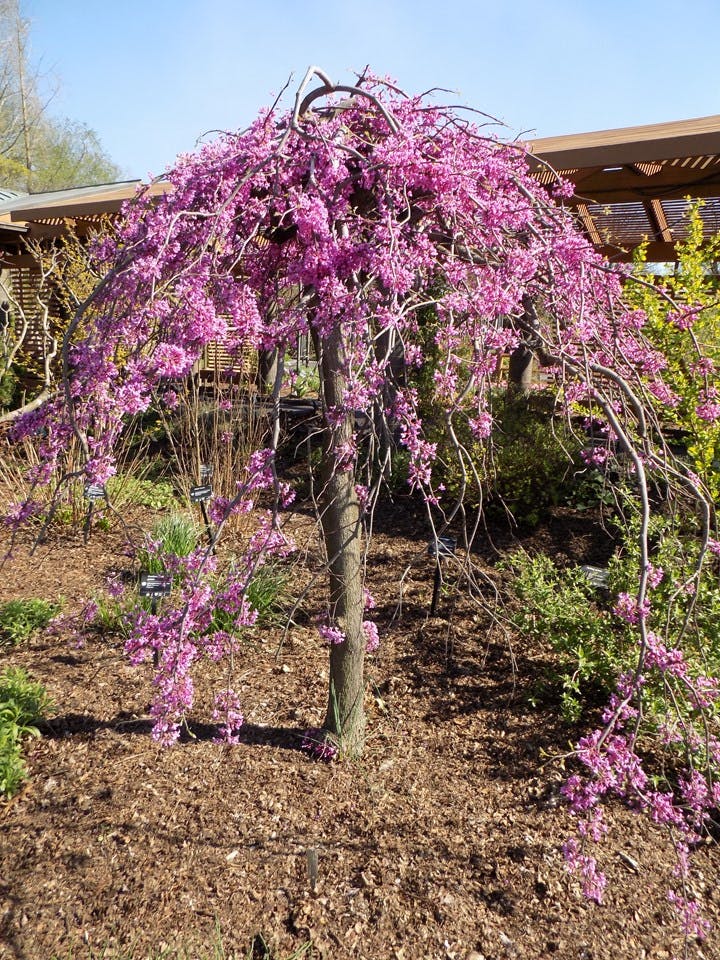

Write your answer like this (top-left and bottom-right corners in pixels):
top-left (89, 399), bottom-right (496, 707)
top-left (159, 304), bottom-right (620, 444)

top-left (106, 474), bottom-right (178, 511)
top-left (507, 492), bottom-right (720, 744)
top-left (0, 597), bottom-right (60, 646)
top-left (429, 390), bottom-right (583, 526)
top-left (505, 550), bottom-right (622, 721)
top-left (629, 203), bottom-right (720, 498)
top-left (567, 465), bottom-right (616, 512)
top-left (489, 402), bottom-right (582, 525)
top-left (288, 366), bottom-right (320, 398)
top-left (0, 666), bottom-right (52, 797)
top-left (0, 365), bottom-right (17, 409)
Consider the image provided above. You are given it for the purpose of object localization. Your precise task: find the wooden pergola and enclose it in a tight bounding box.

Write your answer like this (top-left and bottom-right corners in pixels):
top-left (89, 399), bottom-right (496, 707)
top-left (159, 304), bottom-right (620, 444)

top-left (0, 112), bottom-right (717, 279)
top-left (1, 114), bottom-right (719, 263)
top-left (527, 114), bottom-right (720, 262)
top-left (0, 179), bottom-right (170, 253)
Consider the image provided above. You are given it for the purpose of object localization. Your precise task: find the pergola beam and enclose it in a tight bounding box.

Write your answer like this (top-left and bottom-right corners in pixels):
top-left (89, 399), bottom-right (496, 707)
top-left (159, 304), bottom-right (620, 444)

top-left (529, 115), bottom-right (720, 260)
top-left (640, 199), bottom-right (673, 244)
top-left (528, 114), bottom-right (720, 169)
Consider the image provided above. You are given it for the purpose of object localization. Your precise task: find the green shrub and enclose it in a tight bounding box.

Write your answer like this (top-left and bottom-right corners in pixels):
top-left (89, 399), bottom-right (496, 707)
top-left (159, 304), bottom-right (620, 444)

top-left (507, 499), bottom-right (720, 748)
top-left (106, 474), bottom-right (178, 511)
top-left (608, 510), bottom-right (720, 674)
top-left (0, 366), bottom-right (17, 409)
top-left (629, 205), bottom-right (720, 499)
top-left (0, 666), bottom-right (52, 797)
top-left (505, 550), bottom-right (623, 721)
top-left (0, 597), bottom-right (60, 646)
top-left (432, 390), bottom-right (583, 526)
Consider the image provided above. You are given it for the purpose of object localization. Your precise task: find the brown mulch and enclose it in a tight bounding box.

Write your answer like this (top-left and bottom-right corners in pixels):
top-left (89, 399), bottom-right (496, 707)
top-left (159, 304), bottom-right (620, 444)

top-left (0, 502), bottom-right (718, 960)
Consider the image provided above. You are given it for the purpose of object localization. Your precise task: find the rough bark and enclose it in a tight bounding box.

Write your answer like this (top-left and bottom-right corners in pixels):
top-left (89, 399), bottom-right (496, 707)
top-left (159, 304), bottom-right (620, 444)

top-left (316, 323), bottom-right (366, 754)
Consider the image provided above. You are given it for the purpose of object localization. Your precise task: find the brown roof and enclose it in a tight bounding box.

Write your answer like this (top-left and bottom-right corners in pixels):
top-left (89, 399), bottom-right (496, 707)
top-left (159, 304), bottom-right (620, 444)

top-left (2, 116), bottom-right (720, 261)
top-left (528, 115), bottom-right (720, 261)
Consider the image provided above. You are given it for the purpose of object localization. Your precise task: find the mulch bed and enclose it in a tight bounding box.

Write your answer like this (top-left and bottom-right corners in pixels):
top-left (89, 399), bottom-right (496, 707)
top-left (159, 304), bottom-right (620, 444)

top-left (1, 499), bottom-right (718, 960)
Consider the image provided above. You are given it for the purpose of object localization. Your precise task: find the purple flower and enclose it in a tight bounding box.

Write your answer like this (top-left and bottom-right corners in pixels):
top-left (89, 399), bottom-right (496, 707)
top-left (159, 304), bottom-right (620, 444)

top-left (363, 620), bottom-right (380, 653)
top-left (318, 622), bottom-right (346, 645)
top-left (301, 728), bottom-right (338, 762)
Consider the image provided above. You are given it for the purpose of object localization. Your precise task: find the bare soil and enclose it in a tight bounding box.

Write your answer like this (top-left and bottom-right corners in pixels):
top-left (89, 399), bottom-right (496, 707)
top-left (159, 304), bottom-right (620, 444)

top-left (1, 500), bottom-right (719, 960)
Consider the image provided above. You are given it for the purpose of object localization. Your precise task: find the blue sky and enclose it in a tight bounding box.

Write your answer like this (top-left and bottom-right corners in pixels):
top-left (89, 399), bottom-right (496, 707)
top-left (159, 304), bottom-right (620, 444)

top-left (24, 0), bottom-right (720, 182)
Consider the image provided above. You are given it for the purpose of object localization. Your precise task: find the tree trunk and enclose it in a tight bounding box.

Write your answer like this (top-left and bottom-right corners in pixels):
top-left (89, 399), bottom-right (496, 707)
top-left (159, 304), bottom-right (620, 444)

top-left (508, 295), bottom-right (539, 395)
top-left (256, 348), bottom-right (279, 396)
top-left (507, 342), bottom-right (534, 394)
top-left (316, 323), bottom-right (366, 754)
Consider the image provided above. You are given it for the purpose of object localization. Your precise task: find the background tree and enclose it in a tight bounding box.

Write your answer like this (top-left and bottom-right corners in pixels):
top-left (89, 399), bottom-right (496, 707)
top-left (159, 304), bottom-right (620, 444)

top-left (0, 0), bottom-right (120, 191)
top-left (629, 204), bottom-right (720, 498)
top-left (0, 217), bottom-right (112, 420)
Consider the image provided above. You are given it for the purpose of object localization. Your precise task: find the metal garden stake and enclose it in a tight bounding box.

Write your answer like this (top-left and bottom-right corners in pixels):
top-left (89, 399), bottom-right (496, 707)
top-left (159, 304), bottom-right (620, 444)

top-left (190, 463), bottom-right (214, 547)
top-left (428, 535), bottom-right (457, 616)
top-left (83, 483), bottom-right (108, 543)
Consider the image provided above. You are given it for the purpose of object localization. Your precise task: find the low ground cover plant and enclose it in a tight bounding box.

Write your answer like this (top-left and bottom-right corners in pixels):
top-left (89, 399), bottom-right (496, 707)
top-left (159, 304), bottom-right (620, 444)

top-left (0, 596), bottom-right (59, 646)
top-left (0, 666), bottom-right (52, 797)
top-left (506, 550), bottom-right (620, 722)
top-left (106, 474), bottom-right (178, 512)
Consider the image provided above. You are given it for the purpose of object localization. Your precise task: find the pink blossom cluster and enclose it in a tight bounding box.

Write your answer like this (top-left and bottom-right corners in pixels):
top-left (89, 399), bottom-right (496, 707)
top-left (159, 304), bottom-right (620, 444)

top-left (612, 591), bottom-right (651, 625)
top-left (301, 728), bottom-right (338, 762)
top-left (562, 641), bottom-right (720, 943)
top-left (120, 501), bottom-right (293, 745)
top-left (212, 689), bottom-right (244, 745)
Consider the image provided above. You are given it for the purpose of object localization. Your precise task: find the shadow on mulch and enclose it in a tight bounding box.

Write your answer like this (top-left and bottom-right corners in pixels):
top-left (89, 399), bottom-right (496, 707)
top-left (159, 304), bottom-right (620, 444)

top-left (40, 712), bottom-right (310, 753)
top-left (369, 493), bottom-right (618, 568)
top-left (396, 617), bottom-right (581, 785)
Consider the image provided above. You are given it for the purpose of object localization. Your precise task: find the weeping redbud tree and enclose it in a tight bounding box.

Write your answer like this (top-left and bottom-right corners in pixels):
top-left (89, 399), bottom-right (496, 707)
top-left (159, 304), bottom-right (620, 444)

top-left (10, 68), bottom-right (720, 935)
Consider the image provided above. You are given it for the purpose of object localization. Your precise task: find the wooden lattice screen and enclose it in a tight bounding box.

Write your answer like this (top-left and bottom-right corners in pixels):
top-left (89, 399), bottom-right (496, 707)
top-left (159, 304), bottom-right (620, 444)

top-left (5, 265), bottom-right (56, 371)
top-left (195, 336), bottom-right (258, 386)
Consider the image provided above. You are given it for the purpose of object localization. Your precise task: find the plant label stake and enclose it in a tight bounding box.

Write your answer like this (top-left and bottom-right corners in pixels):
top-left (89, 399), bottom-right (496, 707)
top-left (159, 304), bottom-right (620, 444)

top-left (189, 483), bottom-right (214, 546)
top-left (138, 572), bottom-right (172, 612)
top-left (138, 572), bottom-right (172, 667)
top-left (428, 535), bottom-right (456, 617)
top-left (83, 483), bottom-right (107, 543)
top-left (579, 564), bottom-right (610, 592)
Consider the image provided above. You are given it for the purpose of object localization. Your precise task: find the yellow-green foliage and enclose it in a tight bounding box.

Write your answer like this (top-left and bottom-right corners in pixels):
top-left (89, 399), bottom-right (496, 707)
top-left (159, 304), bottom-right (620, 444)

top-left (629, 203), bottom-right (720, 498)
